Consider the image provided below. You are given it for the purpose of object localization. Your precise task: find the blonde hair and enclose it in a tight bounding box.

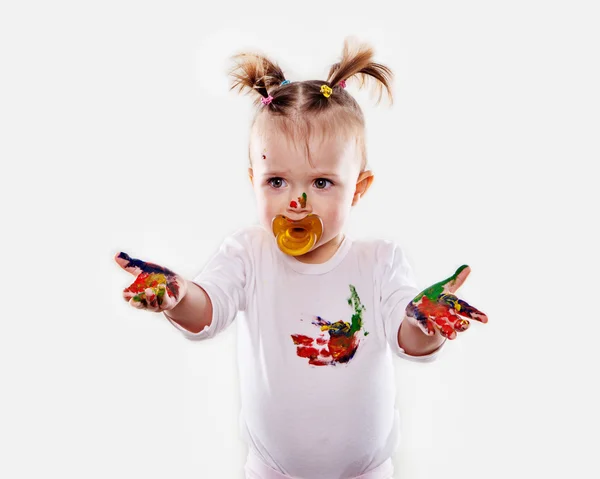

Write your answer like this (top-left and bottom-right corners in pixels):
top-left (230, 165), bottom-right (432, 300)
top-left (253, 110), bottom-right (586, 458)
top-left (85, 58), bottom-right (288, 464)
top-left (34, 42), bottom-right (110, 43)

top-left (227, 37), bottom-right (393, 171)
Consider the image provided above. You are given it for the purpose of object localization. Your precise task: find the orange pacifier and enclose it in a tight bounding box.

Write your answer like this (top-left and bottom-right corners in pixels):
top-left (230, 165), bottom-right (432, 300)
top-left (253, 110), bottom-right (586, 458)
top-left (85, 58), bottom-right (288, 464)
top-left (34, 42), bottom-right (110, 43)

top-left (272, 214), bottom-right (323, 256)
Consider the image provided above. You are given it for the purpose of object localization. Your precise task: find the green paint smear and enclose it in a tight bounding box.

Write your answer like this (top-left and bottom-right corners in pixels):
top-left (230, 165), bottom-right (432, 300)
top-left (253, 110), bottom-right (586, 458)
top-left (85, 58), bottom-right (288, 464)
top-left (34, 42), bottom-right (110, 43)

top-left (156, 284), bottom-right (166, 303)
top-left (347, 284), bottom-right (368, 336)
top-left (412, 264), bottom-right (469, 303)
top-left (132, 284), bottom-right (166, 305)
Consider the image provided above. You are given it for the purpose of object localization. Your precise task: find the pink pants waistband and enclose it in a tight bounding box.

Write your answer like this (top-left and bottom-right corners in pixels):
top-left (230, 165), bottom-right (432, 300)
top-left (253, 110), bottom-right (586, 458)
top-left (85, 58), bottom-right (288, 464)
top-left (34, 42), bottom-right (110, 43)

top-left (244, 449), bottom-right (394, 479)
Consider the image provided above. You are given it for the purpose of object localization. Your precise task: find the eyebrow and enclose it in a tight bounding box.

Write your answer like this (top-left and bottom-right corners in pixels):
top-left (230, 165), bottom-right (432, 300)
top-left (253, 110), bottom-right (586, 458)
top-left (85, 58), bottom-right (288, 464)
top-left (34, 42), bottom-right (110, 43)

top-left (263, 170), bottom-right (341, 178)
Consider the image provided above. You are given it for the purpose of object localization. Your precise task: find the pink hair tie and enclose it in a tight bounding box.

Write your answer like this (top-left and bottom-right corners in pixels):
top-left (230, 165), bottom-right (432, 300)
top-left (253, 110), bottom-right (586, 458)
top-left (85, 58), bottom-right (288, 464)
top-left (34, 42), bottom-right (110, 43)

top-left (261, 95), bottom-right (273, 105)
top-left (339, 79), bottom-right (346, 88)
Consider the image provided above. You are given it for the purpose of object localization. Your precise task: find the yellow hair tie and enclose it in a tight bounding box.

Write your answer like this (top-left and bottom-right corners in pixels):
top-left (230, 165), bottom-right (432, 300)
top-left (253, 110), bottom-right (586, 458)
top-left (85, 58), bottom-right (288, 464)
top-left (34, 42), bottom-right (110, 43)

top-left (320, 84), bottom-right (333, 98)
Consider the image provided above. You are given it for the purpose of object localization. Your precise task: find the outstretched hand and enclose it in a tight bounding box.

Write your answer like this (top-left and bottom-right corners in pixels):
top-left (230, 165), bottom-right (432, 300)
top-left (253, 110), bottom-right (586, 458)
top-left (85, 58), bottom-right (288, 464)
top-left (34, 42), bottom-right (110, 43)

top-left (405, 265), bottom-right (488, 340)
top-left (114, 252), bottom-right (187, 312)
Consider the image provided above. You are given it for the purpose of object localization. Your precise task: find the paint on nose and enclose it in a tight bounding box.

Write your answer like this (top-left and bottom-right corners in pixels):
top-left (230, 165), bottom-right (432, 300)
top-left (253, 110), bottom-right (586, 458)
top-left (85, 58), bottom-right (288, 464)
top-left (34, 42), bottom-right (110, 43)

top-left (290, 193), bottom-right (307, 209)
top-left (299, 192), bottom-right (307, 208)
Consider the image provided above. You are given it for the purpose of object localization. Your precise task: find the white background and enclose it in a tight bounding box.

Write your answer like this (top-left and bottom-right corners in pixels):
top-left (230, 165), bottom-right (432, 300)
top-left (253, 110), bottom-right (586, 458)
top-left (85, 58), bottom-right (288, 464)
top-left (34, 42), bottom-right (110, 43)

top-left (1, 1), bottom-right (598, 478)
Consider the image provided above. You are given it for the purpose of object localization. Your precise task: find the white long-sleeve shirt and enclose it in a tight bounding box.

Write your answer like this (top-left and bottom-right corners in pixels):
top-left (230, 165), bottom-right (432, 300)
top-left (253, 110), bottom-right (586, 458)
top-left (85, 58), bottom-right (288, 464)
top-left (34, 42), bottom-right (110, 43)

top-left (166, 225), bottom-right (446, 478)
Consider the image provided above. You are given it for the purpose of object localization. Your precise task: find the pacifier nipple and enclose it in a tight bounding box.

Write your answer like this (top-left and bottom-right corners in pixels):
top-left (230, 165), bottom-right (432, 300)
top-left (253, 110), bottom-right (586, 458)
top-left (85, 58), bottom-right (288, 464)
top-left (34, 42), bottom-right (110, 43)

top-left (271, 214), bottom-right (324, 256)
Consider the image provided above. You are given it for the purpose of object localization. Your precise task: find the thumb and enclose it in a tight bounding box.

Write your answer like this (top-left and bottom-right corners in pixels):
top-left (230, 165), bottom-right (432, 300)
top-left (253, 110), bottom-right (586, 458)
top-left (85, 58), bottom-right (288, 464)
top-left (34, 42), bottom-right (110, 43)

top-left (114, 251), bottom-right (145, 277)
top-left (445, 264), bottom-right (471, 294)
top-left (114, 251), bottom-right (177, 278)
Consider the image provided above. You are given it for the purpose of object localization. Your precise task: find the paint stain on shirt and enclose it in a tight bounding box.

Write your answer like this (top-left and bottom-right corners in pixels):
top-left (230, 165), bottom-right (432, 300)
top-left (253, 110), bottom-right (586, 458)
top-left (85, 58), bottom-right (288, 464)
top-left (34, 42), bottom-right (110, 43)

top-left (291, 285), bottom-right (369, 366)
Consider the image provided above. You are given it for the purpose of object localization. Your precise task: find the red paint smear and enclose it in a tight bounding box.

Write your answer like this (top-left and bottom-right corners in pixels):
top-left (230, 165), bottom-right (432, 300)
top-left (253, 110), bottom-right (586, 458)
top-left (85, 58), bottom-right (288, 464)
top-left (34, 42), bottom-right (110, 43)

top-left (290, 329), bottom-right (360, 366)
top-left (327, 335), bottom-right (358, 362)
top-left (296, 346), bottom-right (320, 358)
top-left (417, 296), bottom-right (448, 317)
top-left (417, 296), bottom-right (458, 339)
top-left (309, 359), bottom-right (330, 366)
top-left (290, 200), bottom-right (298, 208)
top-left (291, 334), bottom-right (314, 346)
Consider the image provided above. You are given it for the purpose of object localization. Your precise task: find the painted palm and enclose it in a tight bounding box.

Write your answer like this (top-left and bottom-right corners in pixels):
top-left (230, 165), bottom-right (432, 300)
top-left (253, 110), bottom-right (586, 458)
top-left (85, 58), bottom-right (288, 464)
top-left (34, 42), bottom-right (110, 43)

top-left (406, 265), bottom-right (488, 340)
top-left (116, 252), bottom-right (182, 307)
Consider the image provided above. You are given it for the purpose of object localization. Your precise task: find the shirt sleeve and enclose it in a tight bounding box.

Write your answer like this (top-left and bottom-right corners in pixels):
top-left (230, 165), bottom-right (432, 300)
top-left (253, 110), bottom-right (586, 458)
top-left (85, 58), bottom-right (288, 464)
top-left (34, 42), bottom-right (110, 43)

top-left (165, 227), bottom-right (253, 341)
top-left (379, 241), bottom-right (446, 363)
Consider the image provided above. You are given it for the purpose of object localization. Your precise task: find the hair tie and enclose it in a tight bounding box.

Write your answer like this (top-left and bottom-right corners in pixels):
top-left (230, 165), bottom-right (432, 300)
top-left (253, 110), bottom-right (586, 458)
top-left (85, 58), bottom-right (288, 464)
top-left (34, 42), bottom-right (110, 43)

top-left (320, 85), bottom-right (333, 98)
top-left (280, 80), bottom-right (290, 86)
top-left (261, 95), bottom-right (273, 106)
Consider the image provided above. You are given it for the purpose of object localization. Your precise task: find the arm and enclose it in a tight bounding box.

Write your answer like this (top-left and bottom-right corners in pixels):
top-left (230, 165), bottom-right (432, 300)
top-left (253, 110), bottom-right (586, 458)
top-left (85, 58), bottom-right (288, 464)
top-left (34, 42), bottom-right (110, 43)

top-left (398, 317), bottom-right (445, 356)
top-left (164, 227), bottom-right (253, 340)
top-left (164, 280), bottom-right (213, 334)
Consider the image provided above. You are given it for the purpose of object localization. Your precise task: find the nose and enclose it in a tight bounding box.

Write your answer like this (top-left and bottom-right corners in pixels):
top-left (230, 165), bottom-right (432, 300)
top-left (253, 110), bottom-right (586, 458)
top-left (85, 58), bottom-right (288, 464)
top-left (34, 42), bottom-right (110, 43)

top-left (286, 192), bottom-right (312, 217)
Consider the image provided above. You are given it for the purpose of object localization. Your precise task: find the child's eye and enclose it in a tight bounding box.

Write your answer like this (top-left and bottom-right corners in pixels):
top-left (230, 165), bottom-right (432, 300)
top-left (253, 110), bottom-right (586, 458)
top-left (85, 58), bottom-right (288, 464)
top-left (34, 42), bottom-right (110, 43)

top-left (314, 178), bottom-right (333, 189)
top-left (267, 177), bottom-right (287, 189)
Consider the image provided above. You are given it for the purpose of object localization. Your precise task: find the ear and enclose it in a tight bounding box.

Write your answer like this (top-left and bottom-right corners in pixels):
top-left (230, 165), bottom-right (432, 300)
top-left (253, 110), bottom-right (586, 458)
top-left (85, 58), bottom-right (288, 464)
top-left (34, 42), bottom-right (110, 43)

top-left (248, 167), bottom-right (254, 186)
top-left (352, 170), bottom-right (374, 206)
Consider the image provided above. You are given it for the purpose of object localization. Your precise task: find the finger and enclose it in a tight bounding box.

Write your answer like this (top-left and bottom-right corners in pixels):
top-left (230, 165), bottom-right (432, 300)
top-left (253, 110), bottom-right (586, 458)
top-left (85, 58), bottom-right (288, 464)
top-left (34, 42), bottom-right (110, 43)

top-left (145, 287), bottom-right (160, 312)
top-left (432, 296), bottom-right (471, 335)
top-left (414, 265), bottom-right (471, 304)
top-left (454, 318), bottom-right (470, 333)
top-left (115, 252), bottom-right (145, 277)
top-left (123, 288), bottom-right (137, 302)
top-left (437, 320), bottom-right (458, 340)
top-left (443, 265), bottom-right (471, 294)
top-left (437, 293), bottom-right (459, 308)
top-left (452, 297), bottom-right (488, 324)
top-left (426, 308), bottom-right (459, 340)
top-left (158, 283), bottom-right (176, 311)
top-left (115, 252), bottom-right (176, 277)
top-left (160, 287), bottom-right (177, 312)
top-left (129, 293), bottom-right (146, 309)
top-left (429, 303), bottom-right (459, 339)
top-left (155, 283), bottom-right (167, 309)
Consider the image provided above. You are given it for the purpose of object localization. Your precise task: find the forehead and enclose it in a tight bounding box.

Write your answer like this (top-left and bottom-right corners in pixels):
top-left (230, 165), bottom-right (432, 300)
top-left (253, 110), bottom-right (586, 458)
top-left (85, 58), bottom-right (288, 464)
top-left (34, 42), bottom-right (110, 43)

top-left (251, 123), bottom-right (359, 175)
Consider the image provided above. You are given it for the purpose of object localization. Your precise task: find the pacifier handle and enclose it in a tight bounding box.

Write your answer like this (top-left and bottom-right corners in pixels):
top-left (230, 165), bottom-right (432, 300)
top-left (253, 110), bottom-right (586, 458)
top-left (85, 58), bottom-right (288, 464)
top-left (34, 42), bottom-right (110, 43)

top-left (272, 214), bottom-right (324, 257)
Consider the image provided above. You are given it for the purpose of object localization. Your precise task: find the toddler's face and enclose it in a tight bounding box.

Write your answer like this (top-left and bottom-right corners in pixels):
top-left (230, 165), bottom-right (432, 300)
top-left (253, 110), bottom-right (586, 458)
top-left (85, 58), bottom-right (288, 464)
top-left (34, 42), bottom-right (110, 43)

top-left (248, 126), bottom-right (372, 261)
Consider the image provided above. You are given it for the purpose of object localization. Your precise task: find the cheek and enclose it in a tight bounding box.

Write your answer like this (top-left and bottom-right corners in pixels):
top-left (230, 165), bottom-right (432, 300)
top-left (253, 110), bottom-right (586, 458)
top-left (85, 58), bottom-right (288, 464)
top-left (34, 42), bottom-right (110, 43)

top-left (254, 189), bottom-right (281, 222)
top-left (320, 188), bottom-right (353, 212)
top-left (319, 197), bottom-right (350, 223)
top-left (329, 207), bottom-right (349, 225)
top-left (257, 189), bottom-right (279, 209)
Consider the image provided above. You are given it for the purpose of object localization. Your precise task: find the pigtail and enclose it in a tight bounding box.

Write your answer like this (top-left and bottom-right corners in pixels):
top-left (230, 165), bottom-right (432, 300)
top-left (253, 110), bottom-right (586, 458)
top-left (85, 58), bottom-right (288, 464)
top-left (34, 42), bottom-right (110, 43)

top-left (327, 36), bottom-right (394, 106)
top-left (227, 52), bottom-right (287, 108)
